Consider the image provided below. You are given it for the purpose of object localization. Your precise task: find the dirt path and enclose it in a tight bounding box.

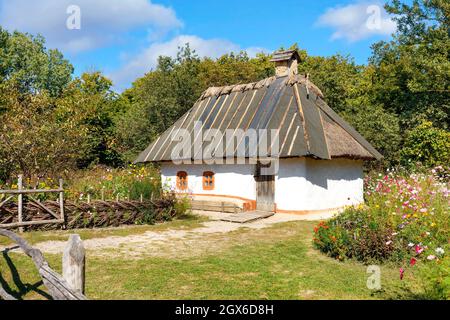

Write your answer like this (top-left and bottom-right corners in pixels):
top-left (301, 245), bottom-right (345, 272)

top-left (2, 212), bottom-right (321, 259)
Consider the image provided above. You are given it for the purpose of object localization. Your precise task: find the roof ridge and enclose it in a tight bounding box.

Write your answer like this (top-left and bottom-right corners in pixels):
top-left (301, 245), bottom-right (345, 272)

top-left (199, 75), bottom-right (324, 100)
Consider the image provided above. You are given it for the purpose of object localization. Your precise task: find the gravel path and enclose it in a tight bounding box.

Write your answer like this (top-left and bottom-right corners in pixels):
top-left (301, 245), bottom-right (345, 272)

top-left (1, 212), bottom-right (328, 258)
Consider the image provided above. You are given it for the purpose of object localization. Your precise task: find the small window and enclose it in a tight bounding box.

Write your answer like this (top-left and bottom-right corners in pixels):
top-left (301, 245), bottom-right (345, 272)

top-left (176, 171), bottom-right (188, 191)
top-left (203, 171), bottom-right (215, 190)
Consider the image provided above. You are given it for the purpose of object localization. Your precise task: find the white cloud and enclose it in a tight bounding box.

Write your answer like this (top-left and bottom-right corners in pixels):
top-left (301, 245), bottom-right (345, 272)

top-left (0, 0), bottom-right (182, 52)
top-left (317, 2), bottom-right (397, 42)
top-left (109, 35), bottom-right (269, 91)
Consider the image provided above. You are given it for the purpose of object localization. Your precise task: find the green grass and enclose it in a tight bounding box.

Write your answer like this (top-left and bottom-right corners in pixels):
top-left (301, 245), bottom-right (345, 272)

top-left (0, 218), bottom-right (419, 300)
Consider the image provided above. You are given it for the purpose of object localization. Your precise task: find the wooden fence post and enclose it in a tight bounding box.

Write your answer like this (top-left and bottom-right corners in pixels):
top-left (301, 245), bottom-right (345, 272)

top-left (17, 175), bottom-right (24, 233)
top-left (63, 234), bottom-right (85, 295)
top-left (59, 179), bottom-right (66, 228)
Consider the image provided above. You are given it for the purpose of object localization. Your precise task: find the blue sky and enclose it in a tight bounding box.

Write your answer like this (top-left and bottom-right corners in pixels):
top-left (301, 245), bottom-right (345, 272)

top-left (0, 0), bottom-right (397, 91)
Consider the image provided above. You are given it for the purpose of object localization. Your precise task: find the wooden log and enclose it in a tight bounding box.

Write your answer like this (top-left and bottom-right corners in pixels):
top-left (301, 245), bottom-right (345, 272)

top-left (0, 189), bottom-right (63, 195)
top-left (63, 235), bottom-right (85, 295)
top-left (0, 219), bottom-right (64, 229)
top-left (0, 229), bottom-right (87, 300)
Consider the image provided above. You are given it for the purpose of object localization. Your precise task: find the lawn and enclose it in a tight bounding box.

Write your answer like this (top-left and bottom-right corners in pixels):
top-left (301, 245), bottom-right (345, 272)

top-left (0, 216), bottom-right (416, 300)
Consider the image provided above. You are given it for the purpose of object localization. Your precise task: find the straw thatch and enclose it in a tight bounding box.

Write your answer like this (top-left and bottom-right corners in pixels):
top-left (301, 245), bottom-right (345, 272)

top-left (135, 74), bottom-right (382, 163)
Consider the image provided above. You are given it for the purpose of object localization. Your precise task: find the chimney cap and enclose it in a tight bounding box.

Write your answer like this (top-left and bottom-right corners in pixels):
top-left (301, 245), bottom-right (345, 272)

top-left (270, 50), bottom-right (301, 63)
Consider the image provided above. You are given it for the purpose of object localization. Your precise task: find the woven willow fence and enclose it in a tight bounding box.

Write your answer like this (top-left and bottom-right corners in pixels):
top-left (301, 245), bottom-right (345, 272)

top-left (0, 198), bottom-right (178, 231)
top-left (0, 176), bottom-right (178, 231)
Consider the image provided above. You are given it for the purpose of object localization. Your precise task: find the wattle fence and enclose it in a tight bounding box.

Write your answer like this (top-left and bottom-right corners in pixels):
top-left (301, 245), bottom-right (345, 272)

top-left (0, 175), bottom-right (178, 232)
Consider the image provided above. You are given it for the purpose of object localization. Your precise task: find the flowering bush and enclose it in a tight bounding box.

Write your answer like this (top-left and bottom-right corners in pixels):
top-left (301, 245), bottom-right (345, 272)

top-left (314, 207), bottom-right (398, 263)
top-left (314, 165), bottom-right (449, 298)
top-left (0, 165), bottom-right (162, 203)
top-left (66, 165), bottom-right (161, 202)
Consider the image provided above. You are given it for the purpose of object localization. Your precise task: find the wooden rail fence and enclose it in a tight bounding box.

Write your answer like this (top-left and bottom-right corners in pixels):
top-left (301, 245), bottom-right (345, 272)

top-left (0, 229), bottom-right (87, 300)
top-left (0, 175), bottom-right (65, 232)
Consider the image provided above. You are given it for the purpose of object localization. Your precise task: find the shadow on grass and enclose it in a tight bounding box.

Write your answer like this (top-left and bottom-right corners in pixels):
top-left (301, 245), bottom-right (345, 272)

top-left (0, 248), bottom-right (53, 300)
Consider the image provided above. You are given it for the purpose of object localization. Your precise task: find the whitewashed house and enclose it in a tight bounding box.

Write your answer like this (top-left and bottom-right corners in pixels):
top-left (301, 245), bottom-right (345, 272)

top-left (135, 50), bottom-right (382, 215)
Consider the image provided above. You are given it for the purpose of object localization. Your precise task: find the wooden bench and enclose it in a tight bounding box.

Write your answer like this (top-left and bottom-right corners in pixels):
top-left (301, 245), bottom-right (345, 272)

top-left (190, 200), bottom-right (243, 213)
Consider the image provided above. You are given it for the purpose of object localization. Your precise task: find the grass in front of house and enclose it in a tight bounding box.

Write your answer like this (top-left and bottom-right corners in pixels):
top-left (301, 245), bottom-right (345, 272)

top-left (0, 214), bottom-right (206, 247)
top-left (0, 219), bottom-right (417, 300)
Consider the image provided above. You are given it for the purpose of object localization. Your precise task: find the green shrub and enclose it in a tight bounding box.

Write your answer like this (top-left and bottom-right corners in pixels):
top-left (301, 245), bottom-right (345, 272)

top-left (314, 208), bottom-right (397, 263)
top-left (400, 121), bottom-right (450, 168)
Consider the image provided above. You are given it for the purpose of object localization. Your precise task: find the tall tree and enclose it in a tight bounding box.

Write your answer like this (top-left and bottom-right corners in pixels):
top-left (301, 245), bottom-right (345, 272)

top-left (59, 72), bottom-right (126, 168)
top-left (0, 28), bottom-right (73, 98)
top-left (370, 0), bottom-right (450, 129)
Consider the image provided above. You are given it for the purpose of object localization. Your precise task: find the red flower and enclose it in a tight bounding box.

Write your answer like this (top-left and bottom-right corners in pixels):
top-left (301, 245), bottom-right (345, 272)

top-left (410, 258), bottom-right (417, 266)
top-left (400, 268), bottom-right (405, 280)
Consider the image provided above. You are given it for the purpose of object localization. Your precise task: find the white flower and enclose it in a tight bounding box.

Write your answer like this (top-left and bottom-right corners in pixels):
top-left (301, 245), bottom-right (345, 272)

top-left (386, 241), bottom-right (392, 246)
top-left (436, 248), bottom-right (445, 255)
top-left (427, 255), bottom-right (436, 261)
top-left (408, 243), bottom-right (415, 247)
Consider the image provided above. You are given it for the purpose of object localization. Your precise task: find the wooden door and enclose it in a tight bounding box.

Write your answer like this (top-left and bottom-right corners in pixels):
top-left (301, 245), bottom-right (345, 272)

top-left (255, 163), bottom-right (275, 212)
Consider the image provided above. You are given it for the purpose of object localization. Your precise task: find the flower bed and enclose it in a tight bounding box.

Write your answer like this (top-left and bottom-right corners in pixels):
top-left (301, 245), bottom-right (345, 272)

top-left (313, 166), bottom-right (449, 299)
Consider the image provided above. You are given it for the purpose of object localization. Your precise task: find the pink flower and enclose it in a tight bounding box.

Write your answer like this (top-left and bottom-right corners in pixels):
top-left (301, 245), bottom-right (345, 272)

top-left (400, 268), bottom-right (405, 280)
top-left (427, 255), bottom-right (436, 261)
top-left (415, 245), bottom-right (424, 254)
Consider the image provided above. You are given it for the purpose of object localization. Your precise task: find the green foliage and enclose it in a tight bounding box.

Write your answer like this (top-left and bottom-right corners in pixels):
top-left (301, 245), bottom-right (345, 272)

top-left (0, 82), bottom-right (88, 182)
top-left (400, 121), bottom-right (450, 167)
top-left (61, 72), bottom-right (127, 168)
top-left (369, 0), bottom-right (450, 130)
top-left (66, 165), bottom-right (161, 201)
top-left (0, 28), bottom-right (73, 98)
top-left (314, 208), bottom-right (398, 263)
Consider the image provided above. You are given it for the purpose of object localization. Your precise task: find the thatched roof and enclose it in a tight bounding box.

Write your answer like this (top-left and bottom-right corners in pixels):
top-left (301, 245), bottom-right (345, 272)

top-left (135, 74), bottom-right (382, 163)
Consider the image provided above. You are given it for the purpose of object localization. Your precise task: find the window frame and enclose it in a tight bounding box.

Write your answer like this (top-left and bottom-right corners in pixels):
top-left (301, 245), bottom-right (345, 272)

top-left (202, 171), bottom-right (215, 191)
top-left (176, 171), bottom-right (188, 191)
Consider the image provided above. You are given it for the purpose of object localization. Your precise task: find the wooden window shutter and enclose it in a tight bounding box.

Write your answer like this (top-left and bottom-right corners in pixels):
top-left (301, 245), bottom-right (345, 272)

top-left (202, 171), bottom-right (215, 190)
top-left (176, 171), bottom-right (188, 191)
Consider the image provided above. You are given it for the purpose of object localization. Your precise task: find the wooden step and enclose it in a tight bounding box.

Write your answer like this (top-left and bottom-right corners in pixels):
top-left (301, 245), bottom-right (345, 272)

top-left (220, 211), bottom-right (275, 223)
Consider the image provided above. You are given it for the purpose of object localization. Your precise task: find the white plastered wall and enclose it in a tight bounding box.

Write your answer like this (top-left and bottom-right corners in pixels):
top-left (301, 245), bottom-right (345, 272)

top-left (161, 158), bottom-right (364, 213)
top-left (275, 158), bottom-right (364, 211)
top-left (160, 162), bottom-right (257, 201)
